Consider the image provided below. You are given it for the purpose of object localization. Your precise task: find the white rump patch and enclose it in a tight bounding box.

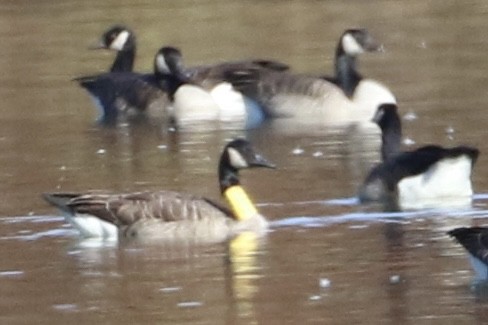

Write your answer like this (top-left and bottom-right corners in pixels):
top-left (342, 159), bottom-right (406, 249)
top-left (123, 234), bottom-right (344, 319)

top-left (352, 79), bottom-right (396, 122)
top-left (173, 85), bottom-right (220, 122)
top-left (398, 155), bottom-right (474, 209)
top-left (342, 33), bottom-right (364, 55)
top-left (210, 82), bottom-right (247, 121)
top-left (66, 213), bottom-right (118, 239)
top-left (110, 30), bottom-right (130, 51)
top-left (227, 147), bottom-right (248, 169)
top-left (171, 82), bottom-right (251, 129)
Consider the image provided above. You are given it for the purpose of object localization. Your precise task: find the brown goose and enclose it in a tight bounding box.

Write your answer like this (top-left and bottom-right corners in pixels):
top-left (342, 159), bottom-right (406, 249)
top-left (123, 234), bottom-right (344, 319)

top-left (224, 28), bottom-right (396, 125)
top-left (43, 139), bottom-right (275, 243)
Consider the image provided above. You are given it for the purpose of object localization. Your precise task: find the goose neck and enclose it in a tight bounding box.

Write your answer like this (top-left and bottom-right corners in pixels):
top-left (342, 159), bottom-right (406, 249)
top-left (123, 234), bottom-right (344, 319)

top-left (219, 162), bottom-right (258, 221)
top-left (110, 47), bottom-right (135, 72)
top-left (334, 52), bottom-right (361, 98)
top-left (380, 114), bottom-right (402, 161)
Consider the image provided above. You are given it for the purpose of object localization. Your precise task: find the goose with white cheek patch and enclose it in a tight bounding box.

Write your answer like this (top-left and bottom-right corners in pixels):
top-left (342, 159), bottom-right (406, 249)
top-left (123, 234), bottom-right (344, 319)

top-left (73, 45), bottom-right (171, 126)
top-left (448, 227), bottom-right (488, 280)
top-left (224, 28), bottom-right (396, 126)
top-left (155, 46), bottom-right (289, 130)
top-left (43, 139), bottom-right (275, 243)
top-left (89, 25), bottom-right (137, 73)
top-left (358, 104), bottom-right (479, 210)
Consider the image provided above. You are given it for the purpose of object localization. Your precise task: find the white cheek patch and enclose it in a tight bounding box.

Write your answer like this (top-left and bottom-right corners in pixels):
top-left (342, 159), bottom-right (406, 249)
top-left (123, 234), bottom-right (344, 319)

top-left (156, 54), bottom-right (171, 74)
top-left (228, 147), bottom-right (249, 169)
top-left (110, 30), bottom-right (130, 51)
top-left (342, 33), bottom-right (364, 55)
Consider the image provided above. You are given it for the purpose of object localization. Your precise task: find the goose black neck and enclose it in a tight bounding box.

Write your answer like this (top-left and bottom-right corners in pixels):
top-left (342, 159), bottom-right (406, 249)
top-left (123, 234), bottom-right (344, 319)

top-left (335, 48), bottom-right (361, 98)
top-left (157, 70), bottom-right (189, 101)
top-left (378, 108), bottom-right (402, 161)
top-left (154, 57), bottom-right (191, 101)
top-left (110, 48), bottom-right (135, 72)
top-left (219, 159), bottom-right (240, 195)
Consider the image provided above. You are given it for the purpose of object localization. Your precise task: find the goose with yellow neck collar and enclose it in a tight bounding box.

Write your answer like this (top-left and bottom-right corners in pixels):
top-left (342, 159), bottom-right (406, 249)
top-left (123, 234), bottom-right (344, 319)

top-left (42, 139), bottom-right (275, 243)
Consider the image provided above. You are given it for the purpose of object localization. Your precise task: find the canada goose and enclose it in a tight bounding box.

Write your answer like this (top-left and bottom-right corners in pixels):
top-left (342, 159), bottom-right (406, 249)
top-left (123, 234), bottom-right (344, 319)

top-left (155, 46), bottom-right (289, 129)
top-left (90, 25), bottom-right (136, 72)
top-left (76, 26), bottom-right (168, 125)
top-left (74, 45), bottom-right (171, 125)
top-left (448, 227), bottom-right (488, 280)
top-left (225, 28), bottom-right (396, 125)
top-left (358, 104), bottom-right (479, 209)
top-left (76, 43), bottom-right (288, 127)
top-left (43, 139), bottom-right (275, 243)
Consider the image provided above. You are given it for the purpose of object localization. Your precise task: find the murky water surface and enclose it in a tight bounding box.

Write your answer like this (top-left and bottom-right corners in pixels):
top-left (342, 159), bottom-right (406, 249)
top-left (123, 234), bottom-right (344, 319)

top-left (2, 0), bottom-right (488, 323)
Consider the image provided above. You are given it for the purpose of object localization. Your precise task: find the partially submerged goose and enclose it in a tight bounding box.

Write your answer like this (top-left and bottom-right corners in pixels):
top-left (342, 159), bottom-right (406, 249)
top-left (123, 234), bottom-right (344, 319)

top-left (448, 227), bottom-right (488, 280)
top-left (90, 25), bottom-right (136, 72)
top-left (225, 28), bottom-right (396, 126)
top-left (359, 104), bottom-right (479, 209)
top-left (43, 139), bottom-right (275, 243)
top-left (155, 46), bottom-right (289, 129)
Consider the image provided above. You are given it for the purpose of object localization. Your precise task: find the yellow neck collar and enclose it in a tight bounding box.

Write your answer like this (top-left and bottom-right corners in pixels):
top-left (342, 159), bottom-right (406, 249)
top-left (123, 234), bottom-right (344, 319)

top-left (224, 186), bottom-right (258, 221)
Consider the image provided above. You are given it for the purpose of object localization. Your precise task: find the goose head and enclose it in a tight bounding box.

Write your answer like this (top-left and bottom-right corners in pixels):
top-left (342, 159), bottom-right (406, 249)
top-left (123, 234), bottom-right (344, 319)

top-left (154, 46), bottom-right (186, 76)
top-left (219, 139), bottom-right (275, 194)
top-left (90, 25), bottom-right (135, 52)
top-left (339, 28), bottom-right (380, 56)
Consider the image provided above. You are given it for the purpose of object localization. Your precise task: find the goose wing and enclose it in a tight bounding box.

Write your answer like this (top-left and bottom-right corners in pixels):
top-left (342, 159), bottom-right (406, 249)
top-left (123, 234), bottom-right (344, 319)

top-left (56, 191), bottom-right (234, 227)
top-left (223, 67), bottom-right (343, 118)
top-left (74, 72), bottom-right (167, 113)
top-left (187, 59), bottom-right (290, 90)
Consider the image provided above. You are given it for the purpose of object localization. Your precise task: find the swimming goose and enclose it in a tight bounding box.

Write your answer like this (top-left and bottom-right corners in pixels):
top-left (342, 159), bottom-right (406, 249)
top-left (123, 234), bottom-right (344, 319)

top-left (43, 139), bottom-right (275, 243)
top-left (155, 46), bottom-right (289, 129)
top-left (358, 104), bottom-right (479, 209)
top-left (74, 45), bottom-right (170, 125)
top-left (225, 28), bottom-right (396, 125)
top-left (76, 43), bottom-right (288, 127)
top-left (90, 25), bottom-right (136, 72)
top-left (448, 227), bottom-right (488, 280)
top-left (76, 26), bottom-right (167, 125)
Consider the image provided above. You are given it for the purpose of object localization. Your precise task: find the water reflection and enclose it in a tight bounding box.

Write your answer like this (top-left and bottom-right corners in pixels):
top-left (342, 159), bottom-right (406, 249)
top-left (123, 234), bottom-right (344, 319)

top-left (60, 230), bottom-right (266, 324)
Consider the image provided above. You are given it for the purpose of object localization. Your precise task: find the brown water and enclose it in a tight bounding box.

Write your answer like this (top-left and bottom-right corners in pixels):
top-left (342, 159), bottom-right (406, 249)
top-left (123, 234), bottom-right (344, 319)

top-left (2, 0), bottom-right (488, 323)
